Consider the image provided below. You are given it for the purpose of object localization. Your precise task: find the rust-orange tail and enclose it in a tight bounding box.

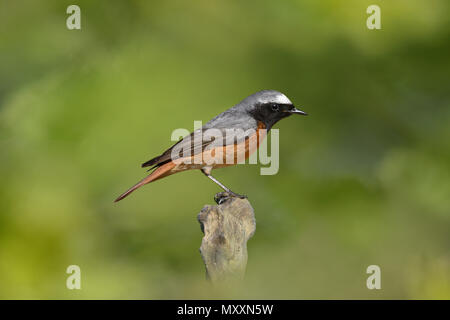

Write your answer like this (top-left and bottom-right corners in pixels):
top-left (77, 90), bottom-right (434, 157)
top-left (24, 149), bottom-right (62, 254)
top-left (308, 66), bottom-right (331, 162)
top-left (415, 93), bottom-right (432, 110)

top-left (114, 161), bottom-right (175, 202)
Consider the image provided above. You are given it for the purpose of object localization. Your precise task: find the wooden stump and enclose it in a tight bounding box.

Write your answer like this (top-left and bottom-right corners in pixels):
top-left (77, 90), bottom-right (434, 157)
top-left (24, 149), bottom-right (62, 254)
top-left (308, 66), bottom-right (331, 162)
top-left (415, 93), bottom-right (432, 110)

top-left (197, 192), bottom-right (256, 282)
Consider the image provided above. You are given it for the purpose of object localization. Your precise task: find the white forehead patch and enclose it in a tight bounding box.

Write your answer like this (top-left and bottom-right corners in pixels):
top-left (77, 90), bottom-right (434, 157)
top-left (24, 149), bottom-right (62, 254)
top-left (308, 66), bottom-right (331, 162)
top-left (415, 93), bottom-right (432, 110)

top-left (273, 93), bottom-right (292, 105)
top-left (260, 93), bottom-right (292, 105)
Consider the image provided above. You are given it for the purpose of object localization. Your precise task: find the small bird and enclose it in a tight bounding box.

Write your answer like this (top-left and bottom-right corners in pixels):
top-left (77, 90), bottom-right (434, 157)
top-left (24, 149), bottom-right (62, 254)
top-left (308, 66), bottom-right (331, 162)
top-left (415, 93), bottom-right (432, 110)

top-left (115, 90), bottom-right (307, 202)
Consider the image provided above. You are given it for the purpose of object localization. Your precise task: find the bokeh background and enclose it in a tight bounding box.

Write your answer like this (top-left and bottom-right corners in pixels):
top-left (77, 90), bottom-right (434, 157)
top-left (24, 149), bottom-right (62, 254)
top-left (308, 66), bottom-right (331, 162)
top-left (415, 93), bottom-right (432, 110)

top-left (0, 0), bottom-right (449, 299)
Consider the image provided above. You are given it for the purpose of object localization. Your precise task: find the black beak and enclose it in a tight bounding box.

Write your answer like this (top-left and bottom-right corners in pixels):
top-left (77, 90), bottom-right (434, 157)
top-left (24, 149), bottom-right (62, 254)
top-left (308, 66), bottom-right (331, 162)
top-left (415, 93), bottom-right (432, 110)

top-left (289, 106), bottom-right (308, 116)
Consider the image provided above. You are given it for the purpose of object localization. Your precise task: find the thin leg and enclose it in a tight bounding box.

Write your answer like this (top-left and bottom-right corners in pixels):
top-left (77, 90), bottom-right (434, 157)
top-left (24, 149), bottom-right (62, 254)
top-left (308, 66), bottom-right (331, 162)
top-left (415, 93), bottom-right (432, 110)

top-left (201, 169), bottom-right (247, 199)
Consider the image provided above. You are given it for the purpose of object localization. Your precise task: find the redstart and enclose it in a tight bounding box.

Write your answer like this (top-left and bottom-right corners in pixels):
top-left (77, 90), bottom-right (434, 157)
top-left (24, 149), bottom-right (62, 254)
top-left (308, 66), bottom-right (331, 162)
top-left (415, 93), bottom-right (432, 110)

top-left (115, 90), bottom-right (307, 202)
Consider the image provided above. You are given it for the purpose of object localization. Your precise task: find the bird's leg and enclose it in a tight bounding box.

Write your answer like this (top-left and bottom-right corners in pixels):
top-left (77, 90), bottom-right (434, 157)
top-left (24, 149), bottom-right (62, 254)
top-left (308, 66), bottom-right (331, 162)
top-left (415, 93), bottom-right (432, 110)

top-left (201, 169), bottom-right (247, 199)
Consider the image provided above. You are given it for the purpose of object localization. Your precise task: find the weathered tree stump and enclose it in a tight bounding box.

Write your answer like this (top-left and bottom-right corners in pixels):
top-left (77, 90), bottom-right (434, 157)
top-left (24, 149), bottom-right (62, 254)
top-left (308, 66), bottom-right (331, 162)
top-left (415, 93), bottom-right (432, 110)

top-left (197, 192), bottom-right (256, 282)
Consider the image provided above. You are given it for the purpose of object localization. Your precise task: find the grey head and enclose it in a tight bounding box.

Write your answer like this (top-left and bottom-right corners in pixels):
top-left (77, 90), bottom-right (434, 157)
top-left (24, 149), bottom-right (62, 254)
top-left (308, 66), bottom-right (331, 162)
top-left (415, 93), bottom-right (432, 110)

top-left (204, 90), bottom-right (307, 131)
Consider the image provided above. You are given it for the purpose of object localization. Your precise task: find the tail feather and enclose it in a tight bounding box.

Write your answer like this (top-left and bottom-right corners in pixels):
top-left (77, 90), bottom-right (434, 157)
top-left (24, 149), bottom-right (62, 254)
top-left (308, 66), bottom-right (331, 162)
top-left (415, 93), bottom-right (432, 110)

top-left (114, 161), bottom-right (175, 202)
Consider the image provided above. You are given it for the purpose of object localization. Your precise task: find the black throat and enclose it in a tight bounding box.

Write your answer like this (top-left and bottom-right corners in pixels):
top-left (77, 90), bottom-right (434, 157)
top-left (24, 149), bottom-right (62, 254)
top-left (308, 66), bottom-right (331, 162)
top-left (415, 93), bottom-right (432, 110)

top-left (249, 103), bottom-right (292, 130)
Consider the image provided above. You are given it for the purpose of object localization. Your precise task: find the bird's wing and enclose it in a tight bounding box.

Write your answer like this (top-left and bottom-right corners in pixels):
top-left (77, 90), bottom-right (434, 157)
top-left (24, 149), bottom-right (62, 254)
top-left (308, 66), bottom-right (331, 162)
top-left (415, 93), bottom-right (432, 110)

top-left (141, 125), bottom-right (257, 169)
top-left (141, 130), bottom-right (196, 168)
top-left (142, 129), bottom-right (218, 168)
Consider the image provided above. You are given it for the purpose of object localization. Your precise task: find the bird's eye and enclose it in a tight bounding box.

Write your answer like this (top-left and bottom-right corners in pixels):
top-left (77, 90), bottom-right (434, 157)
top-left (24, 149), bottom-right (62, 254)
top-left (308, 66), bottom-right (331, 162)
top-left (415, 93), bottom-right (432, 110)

top-left (271, 104), bottom-right (279, 112)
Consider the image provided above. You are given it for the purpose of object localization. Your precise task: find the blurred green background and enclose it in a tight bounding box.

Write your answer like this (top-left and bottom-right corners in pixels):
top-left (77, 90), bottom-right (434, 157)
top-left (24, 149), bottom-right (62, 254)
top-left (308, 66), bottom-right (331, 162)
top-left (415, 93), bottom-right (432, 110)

top-left (0, 0), bottom-right (449, 299)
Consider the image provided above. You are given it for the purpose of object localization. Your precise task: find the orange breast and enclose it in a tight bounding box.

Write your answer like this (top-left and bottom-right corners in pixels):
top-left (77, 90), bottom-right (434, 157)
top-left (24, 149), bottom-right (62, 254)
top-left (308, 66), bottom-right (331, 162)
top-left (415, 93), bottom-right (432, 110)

top-left (172, 121), bottom-right (267, 171)
top-left (214, 121), bottom-right (267, 168)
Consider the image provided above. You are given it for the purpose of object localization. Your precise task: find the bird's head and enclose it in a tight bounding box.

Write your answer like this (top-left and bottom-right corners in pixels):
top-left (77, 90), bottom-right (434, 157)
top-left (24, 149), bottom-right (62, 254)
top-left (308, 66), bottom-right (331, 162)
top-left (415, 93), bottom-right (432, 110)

top-left (242, 90), bottom-right (307, 129)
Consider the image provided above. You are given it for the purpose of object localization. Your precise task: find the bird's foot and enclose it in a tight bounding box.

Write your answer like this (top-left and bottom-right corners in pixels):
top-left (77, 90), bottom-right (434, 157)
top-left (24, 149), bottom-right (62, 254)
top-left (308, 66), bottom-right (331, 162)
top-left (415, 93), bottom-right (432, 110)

top-left (229, 191), bottom-right (247, 199)
top-left (214, 191), bottom-right (247, 205)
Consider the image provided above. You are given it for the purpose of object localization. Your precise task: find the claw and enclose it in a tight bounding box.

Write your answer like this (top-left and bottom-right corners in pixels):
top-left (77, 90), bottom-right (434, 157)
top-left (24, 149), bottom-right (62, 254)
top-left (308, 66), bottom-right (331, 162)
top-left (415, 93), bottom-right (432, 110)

top-left (214, 191), bottom-right (247, 204)
top-left (229, 191), bottom-right (247, 199)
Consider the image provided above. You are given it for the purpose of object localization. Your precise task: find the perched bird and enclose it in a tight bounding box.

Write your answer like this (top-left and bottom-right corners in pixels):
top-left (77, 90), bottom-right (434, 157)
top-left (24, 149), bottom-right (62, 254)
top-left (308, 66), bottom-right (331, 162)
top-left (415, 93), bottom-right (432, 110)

top-left (115, 90), bottom-right (307, 202)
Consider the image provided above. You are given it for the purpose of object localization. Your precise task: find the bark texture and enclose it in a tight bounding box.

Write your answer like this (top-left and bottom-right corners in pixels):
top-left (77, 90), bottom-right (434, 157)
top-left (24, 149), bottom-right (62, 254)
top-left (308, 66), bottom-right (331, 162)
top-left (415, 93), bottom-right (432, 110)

top-left (197, 192), bottom-right (256, 282)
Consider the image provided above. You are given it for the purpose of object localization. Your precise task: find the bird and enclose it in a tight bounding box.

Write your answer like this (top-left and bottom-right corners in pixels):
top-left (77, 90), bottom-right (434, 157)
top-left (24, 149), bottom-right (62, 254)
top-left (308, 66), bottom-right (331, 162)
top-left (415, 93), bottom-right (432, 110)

top-left (114, 90), bottom-right (307, 202)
